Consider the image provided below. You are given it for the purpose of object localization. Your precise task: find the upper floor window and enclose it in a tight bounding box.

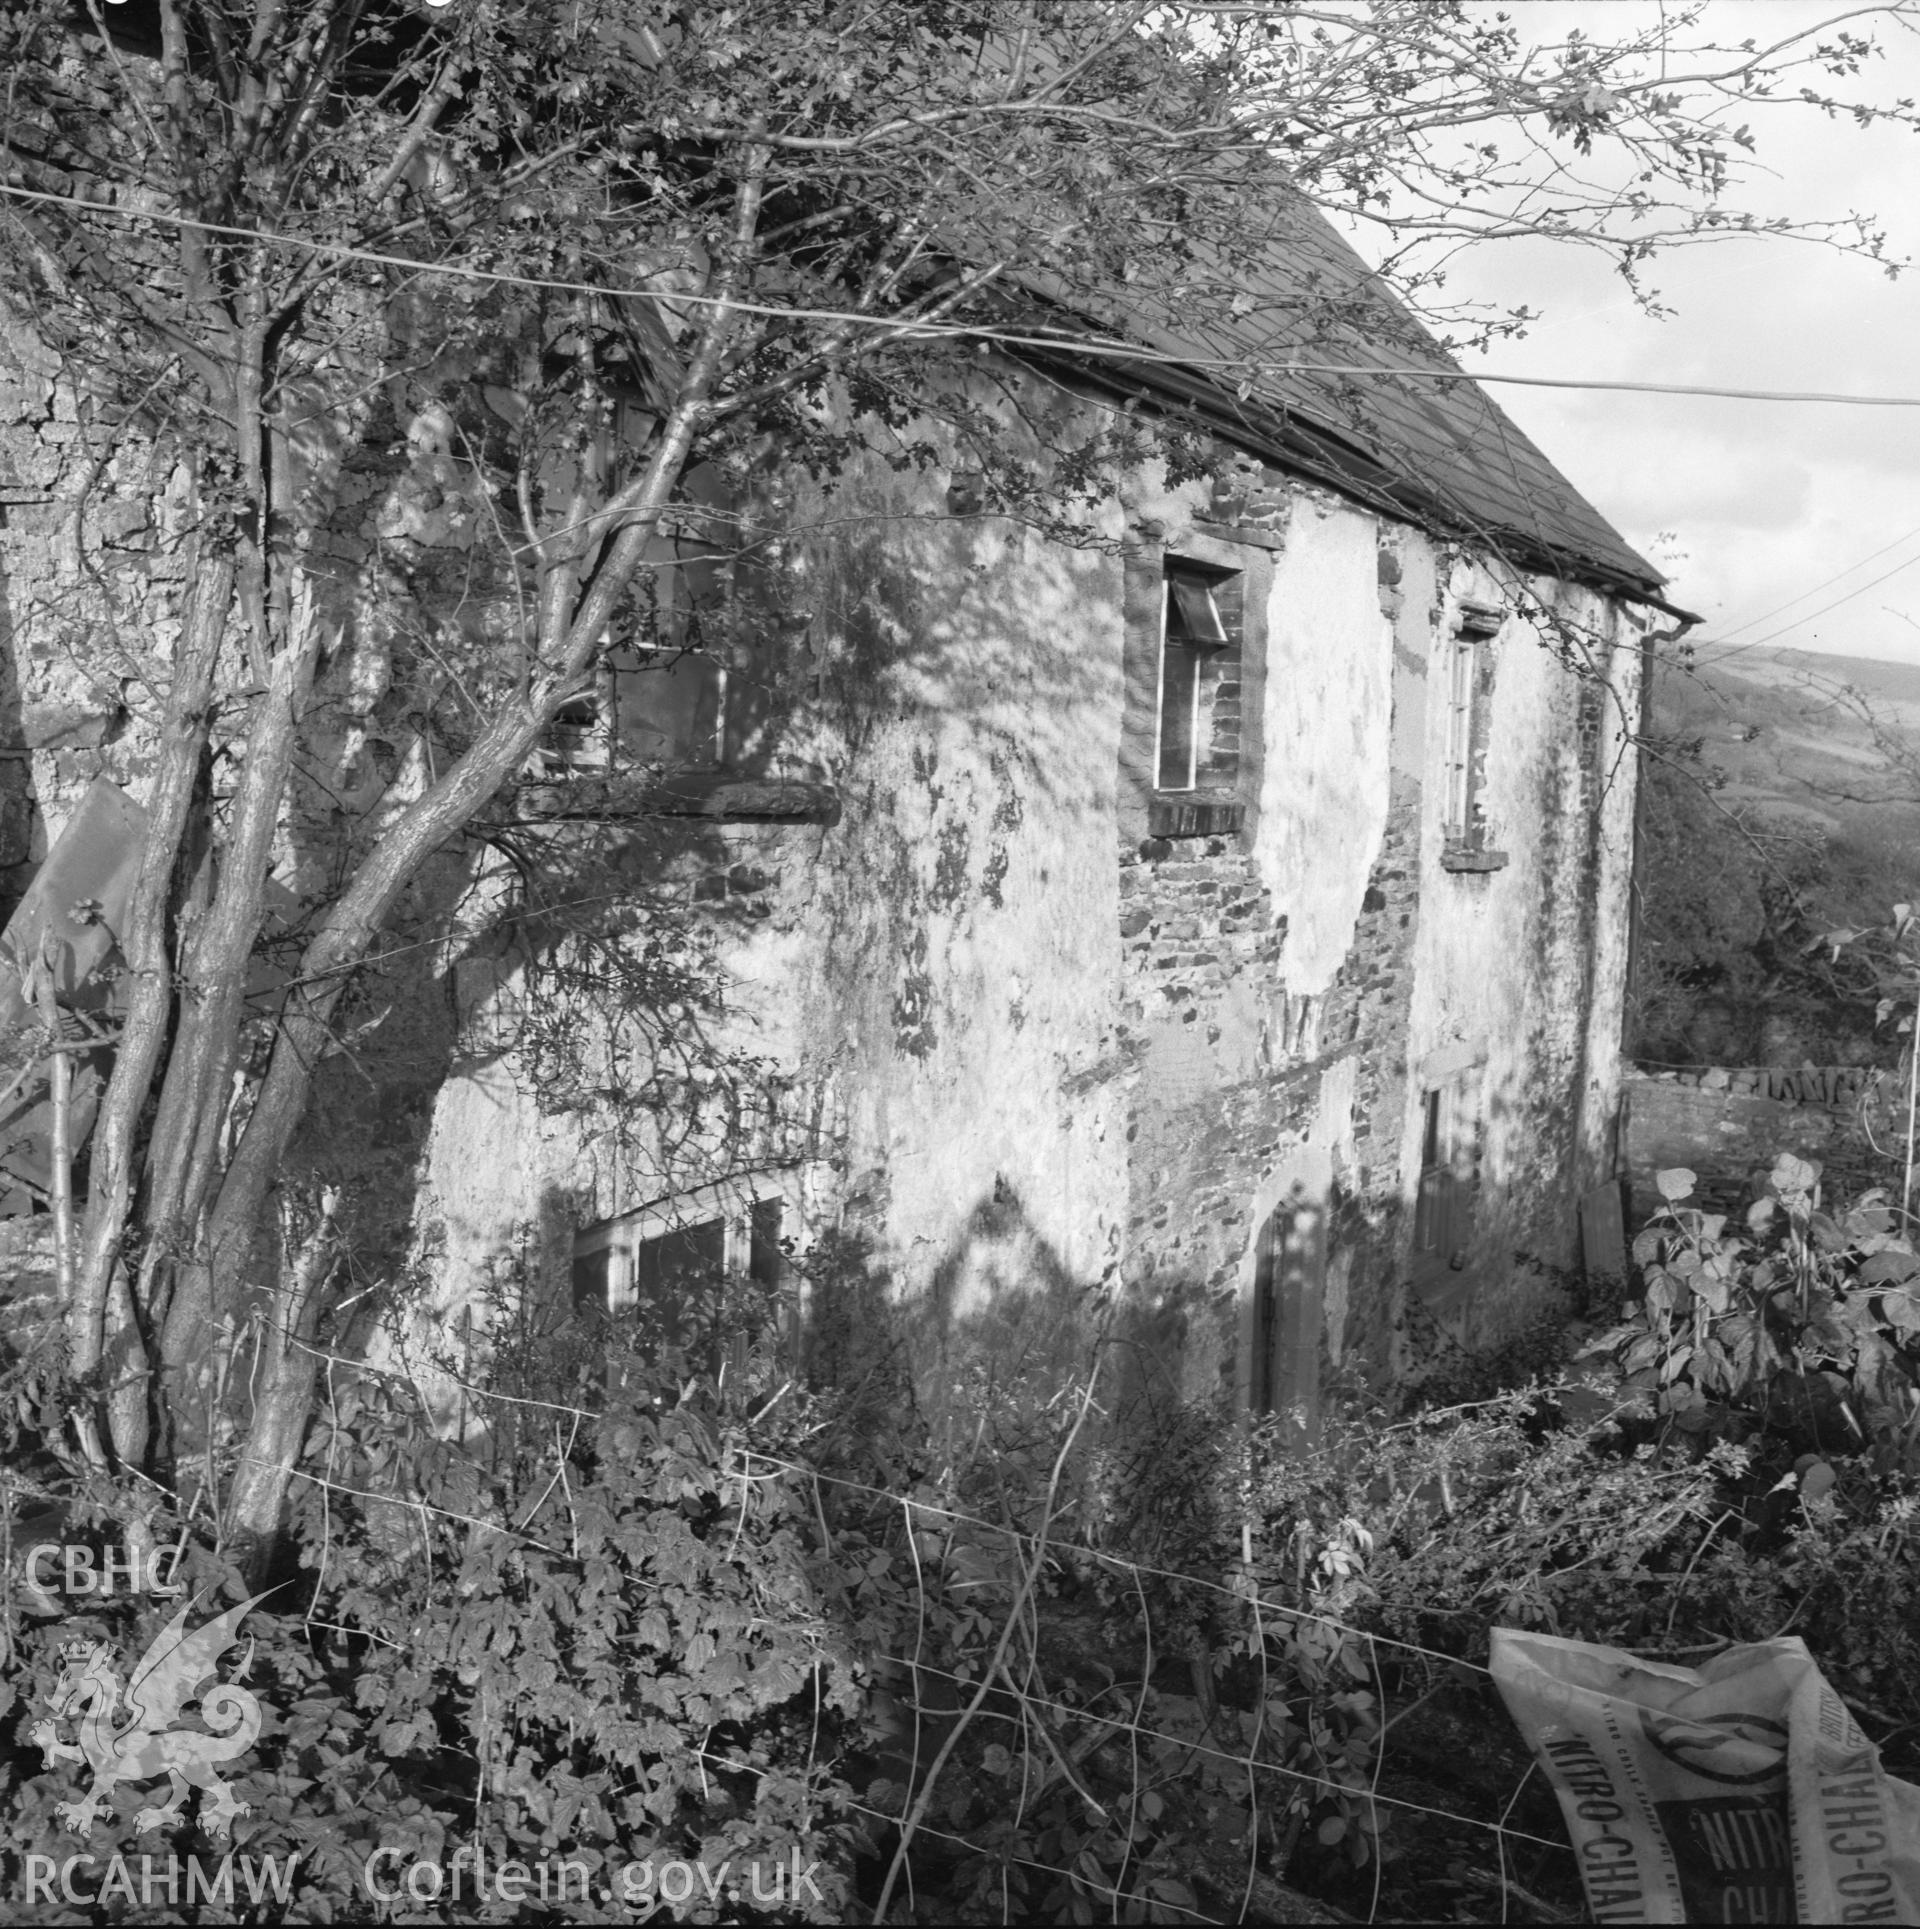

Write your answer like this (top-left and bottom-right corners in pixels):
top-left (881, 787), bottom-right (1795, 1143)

top-left (537, 548), bottom-right (732, 780)
top-left (1156, 568), bottom-right (1231, 792)
top-left (529, 460), bottom-right (743, 780)
top-left (1121, 536), bottom-right (1263, 844)
top-left (1149, 560), bottom-right (1244, 844)
top-left (1441, 601), bottom-right (1507, 872)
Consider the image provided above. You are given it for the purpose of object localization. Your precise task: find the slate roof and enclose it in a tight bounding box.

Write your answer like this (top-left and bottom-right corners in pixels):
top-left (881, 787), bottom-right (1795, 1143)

top-left (1024, 186), bottom-right (1664, 601)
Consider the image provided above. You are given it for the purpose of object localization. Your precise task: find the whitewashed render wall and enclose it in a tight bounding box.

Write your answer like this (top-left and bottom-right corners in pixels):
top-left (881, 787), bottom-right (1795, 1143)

top-left (391, 386), bottom-right (1645, 1429)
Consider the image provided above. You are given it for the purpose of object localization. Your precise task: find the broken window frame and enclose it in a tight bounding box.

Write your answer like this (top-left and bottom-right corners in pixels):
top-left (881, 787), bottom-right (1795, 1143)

top-left (527, 471), bottom-right (738, 782)
top-left (571, 1193), bottom-right (786, 1381)
top-left (615, 635), bottom-right (730, 769)
top-left (535, 673), bottom-right (619, 779)
top-left (526, 640), bottom-right (730, 783)
top-left (1154, 564), bottom-right (1232, 794)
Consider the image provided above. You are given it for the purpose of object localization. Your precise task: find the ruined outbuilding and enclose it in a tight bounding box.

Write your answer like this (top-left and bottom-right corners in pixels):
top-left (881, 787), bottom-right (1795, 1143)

top-left (0, 184), bottom-right (1673, 1439)
top-left (374, 231), bottom-right (1672, 1437)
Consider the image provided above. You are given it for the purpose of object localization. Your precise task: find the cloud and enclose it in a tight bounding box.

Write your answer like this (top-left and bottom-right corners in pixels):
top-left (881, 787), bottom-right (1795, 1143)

top-left (1427, 6), bottom-right (1920, 665)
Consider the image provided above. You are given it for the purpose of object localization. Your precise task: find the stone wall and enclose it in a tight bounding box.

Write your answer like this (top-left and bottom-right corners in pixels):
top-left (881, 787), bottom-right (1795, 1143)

top-left (0, 318), bottom-right (177, 902)
top-left (1622, 1065), bottom-right (1895, 1222)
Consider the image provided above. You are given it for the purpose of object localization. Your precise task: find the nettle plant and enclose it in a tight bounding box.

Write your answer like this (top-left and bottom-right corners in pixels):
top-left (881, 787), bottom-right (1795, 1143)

top-left (1592, 1154), bottom-right (1920, 1467)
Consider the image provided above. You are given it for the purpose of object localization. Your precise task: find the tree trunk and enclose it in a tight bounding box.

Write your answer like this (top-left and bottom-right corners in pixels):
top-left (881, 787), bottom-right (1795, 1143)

top-left (225, 1186), bottom-right (339, 1585)
top-left (188, 287), bottom-right (743, 1342)
top-left (172, 149), bottom-right (766, 1552)
top-left (144, 621), bottom-right (323, 1433)
top-left (71, 538), bottom-right (232, 1466)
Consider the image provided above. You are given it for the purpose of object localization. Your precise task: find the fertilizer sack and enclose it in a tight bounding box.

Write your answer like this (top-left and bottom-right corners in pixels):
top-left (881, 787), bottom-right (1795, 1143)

top-left (1491, 1629), bottom-right (1920, 1924)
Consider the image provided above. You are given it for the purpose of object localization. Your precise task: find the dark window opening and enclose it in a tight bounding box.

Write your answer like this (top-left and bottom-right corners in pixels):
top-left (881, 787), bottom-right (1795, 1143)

top-left (1251, 1207), bottom-right (1292, 1416)
top-left (629, 1217), bottom-right (729, 1351)
top-left (530, 458), bottom-right (745, 781)
top-left (749, 1196), bottom-right (783, 1285)
top-left (1156, 564), bottom-right (1236, 794)
top-left (1157, 636), bottom-right (1202, 791)
top-left (570, 1242), bottom-right (612, 1317)
top-left (612, 641), bottom-right (727, 769)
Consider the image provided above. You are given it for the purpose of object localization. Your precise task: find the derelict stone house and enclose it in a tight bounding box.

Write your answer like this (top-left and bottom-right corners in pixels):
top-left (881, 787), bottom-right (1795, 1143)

top-left (0, 196), bottom-right (1670, 1438)
top-left (389, 252), bottom-right (1672, 1438)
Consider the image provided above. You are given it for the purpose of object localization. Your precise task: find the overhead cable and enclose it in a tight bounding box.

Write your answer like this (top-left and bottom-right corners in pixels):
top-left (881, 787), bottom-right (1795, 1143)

top-left (1713, 520), bottom-right (1920, 643)
top-left (1738, 549), bottom-right (1920, 651)
top-left (6, 181), bottom-right (1920, 410)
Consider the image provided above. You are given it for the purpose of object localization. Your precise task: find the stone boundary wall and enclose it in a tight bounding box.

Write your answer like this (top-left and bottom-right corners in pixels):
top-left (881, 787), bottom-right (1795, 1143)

top-left (1634, 1064), bottom-right (1888, 1110)
top-left (1623, 1066), bottom-right (1895, 1226)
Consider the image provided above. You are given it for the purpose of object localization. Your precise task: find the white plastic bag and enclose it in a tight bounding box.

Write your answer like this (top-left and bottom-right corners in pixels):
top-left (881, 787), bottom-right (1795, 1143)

top-left (1491, 1629), bottom-right (1920, 1923)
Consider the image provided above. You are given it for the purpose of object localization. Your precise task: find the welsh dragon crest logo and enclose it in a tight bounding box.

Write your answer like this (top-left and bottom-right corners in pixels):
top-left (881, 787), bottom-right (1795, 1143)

top-left (29, 1593), bottom-right (269, 1838)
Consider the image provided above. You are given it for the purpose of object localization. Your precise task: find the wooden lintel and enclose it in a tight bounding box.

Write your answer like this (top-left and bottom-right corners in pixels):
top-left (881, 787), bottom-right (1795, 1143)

top-left (509, 772), bottom-right (842, 828)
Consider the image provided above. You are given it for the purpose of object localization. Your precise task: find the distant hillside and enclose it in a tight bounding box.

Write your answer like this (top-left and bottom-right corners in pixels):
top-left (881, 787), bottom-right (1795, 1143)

top-left (1632, 643), bottom-right (1920, 1069)
top-left (1647, 644), bottom-right (1920, 844)
top-left (1726, 646), bottom-right (1920, 713)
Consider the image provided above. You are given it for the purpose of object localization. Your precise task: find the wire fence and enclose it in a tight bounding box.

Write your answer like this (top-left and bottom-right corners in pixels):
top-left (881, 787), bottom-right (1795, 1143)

top-left (259, 1350), bottom-right (1590, 1927)
top-left (774, 1449), bottom-right (1574, 1922)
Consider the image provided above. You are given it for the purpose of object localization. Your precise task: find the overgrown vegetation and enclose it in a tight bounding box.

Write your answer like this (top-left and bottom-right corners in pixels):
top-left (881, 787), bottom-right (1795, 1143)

top-left (6, 1148), bottom-right (1918, 1923)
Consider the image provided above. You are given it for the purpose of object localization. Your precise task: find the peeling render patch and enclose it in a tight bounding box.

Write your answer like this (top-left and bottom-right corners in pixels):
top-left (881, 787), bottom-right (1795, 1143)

top-left (1256, 503), bottom-right (1393, 995)
top-left (893, 927), bottom-right (938, 1061)
top-left (929, 815), bottom-right (971, 911)
top-left (980, 748), bottom-right (1024, 908)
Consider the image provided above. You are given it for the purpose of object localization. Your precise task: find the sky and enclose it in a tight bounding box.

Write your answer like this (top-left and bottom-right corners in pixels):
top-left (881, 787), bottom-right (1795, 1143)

top-left (1395, 0), bottom-right (1920, 668)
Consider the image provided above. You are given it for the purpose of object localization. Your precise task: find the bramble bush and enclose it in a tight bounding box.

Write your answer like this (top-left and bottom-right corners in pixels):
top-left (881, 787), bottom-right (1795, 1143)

top-left (3, 1266), bottom-right (1453, 1923)
top-left (1235, 1150), bottom-right (1920, 1793)
top-left (1, 1284), bottom-right (871, 1924)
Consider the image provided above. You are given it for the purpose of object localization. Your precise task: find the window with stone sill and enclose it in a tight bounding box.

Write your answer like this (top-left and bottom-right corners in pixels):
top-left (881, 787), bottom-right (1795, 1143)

top-left (519, 528), bottom-right (837, 825)
top-left (1440, 601), bottom-right (1508, 874)
top-left (525, 445), bottom-right (761, 785)
top-left (1151, 560), bottom-right (1244, 839)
